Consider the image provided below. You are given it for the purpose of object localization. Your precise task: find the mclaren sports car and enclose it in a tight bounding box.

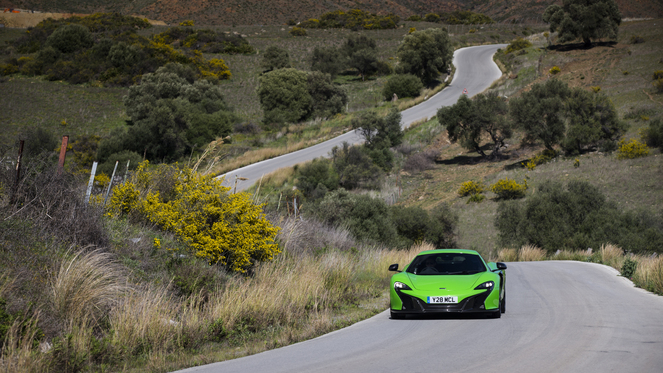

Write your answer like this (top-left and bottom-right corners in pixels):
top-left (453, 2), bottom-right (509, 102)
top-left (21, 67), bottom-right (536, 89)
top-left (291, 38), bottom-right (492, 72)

top-left (388, 249), bottom-right (507, 319)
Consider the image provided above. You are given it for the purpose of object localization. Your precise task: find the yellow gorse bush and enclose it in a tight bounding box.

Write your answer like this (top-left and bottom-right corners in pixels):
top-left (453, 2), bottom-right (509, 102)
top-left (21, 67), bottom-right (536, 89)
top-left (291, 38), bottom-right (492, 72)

top-left (617, 138), bottom-right (649, 159)
top-left (523, 149), bottom-right (557, 170)
top-left (491, 178), bottom-right (527, 199)
top-left (458, 181), bottom-right (485, 196)
top-left (107, 162), bottom-right (279, 272)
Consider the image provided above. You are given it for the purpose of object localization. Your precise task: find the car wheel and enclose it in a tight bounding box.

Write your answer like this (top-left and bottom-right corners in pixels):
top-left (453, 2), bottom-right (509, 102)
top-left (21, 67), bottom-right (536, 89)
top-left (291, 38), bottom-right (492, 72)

top-left (390, 310), bottom-right (405, 319)
top-left (501, 292), bottom-right (506, 314)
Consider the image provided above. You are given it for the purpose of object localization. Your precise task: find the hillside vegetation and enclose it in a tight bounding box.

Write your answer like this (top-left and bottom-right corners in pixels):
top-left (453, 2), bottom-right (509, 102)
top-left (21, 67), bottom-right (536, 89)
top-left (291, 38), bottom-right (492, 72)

top-left (0, 4), bottom-right (662, 371)
top-left (2, 0), bottom-right (662, 26)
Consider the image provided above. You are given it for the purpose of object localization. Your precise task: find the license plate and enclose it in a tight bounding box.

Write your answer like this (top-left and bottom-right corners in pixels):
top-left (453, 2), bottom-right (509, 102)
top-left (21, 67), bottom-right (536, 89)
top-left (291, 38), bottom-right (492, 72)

top-left (427, 296), bottom-right (458, 304)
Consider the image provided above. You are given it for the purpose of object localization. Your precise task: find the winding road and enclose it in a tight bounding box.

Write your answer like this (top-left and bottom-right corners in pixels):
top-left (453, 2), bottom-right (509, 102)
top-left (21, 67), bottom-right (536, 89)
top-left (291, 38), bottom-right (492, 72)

top-left (175, 261), bottom-right (663, 373)
top-left (219, 44), bottom-right (507, 191)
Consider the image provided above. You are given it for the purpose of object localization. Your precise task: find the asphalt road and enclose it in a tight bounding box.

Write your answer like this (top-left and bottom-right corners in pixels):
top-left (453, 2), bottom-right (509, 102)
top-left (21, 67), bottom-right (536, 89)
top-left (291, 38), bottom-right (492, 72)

top-left (175, 261), bottom-right (663, 373)
top-left (219, 43), bottom-right (507, 191)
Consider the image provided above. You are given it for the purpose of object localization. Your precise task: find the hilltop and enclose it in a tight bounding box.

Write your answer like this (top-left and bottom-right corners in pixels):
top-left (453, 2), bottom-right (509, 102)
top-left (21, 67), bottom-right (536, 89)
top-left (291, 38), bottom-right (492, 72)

top-left (2, 0), bottom-right (662, 26)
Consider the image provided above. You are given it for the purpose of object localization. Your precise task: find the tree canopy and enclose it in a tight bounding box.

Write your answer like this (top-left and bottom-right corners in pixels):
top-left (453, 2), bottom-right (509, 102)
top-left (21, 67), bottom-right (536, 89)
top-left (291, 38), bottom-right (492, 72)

top-left (396, 28), bottom-right (453, 86)
top-left (261, 45), bottom-right (291, 72)
top-left (543, 0), bottom-right (622, 46)
top-left (437, 93), bottom-right (511, 158)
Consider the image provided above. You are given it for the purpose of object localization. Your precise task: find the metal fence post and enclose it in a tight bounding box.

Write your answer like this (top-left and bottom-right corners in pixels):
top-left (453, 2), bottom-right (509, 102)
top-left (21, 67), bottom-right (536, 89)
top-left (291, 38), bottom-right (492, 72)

top-left (85, 162), bottom-right (98, 204)
top-left (103, 161), bottom-right (119, 206)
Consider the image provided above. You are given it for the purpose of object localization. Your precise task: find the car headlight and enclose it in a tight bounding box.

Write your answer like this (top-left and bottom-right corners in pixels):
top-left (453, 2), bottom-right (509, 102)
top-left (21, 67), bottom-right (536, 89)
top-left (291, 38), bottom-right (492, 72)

top-left (474, 281), bottom-right (494, 290)
top-left (394, 281), bottom-right (412, 291)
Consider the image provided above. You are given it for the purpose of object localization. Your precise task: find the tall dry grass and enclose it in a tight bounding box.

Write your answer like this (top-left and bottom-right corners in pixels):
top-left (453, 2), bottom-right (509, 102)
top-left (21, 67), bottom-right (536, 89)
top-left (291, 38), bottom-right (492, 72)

top-left (51, 248), bottom-right (129, 331)
top-left (518, 245), bottom-right (547, 261)
top-left (0, 311), bottom-right (46, 373)
top-left (598, 244), bottom-right (624, 269)
top-left (633, 256), bottom-right (663, 295)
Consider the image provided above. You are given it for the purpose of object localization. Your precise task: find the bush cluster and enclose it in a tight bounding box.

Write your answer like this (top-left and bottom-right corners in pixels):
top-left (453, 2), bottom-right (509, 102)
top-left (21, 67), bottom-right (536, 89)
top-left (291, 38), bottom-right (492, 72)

top-left (617, 138), bottom-right (649, 159)
top-left (495, 180), bottom-right (663, 253)
top-left (2, 13), bottom-right (239, 86)
top-left (458, 181), bottom-right (485, 196)
top-left (505, 38), bottom-right (532, 54)
top-left (314, 189), bottom-right (457, 248)
top-left (411, 11), bottom-right (492, 24)
top-left (642, 118), bottom-right (663, 150)
top-left (491, 178), bottom-right (527, 200)
top-left (106, 162), bottom-right (279, 272)
top-left (310, 35), bottom-right (391, 82)
top-left (258, 68), bottom-right (348, 125)
top-left (523, 149), bottom-right (557, 170)
top-left (382, 74), bottom-right (423, 100)
top-left (299, 9), bottom-right (400, 30)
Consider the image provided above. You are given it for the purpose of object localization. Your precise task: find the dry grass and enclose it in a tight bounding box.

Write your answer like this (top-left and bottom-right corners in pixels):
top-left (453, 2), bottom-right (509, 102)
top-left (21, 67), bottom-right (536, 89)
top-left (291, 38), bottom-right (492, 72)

top-left (633, 255), bottom-right (663, 295)
top-left (518, 245), bottom-right (547, 261)
top-left (497, 248), bottom-right (518, 262)
top-left (598, 244), bottom-right (624, 269)
top-left (51, 247), bottom-right (129, 331)
top-left (554, 250), bottom-right (591, 261)
top-left (0, 311), bottom-right (46, 373)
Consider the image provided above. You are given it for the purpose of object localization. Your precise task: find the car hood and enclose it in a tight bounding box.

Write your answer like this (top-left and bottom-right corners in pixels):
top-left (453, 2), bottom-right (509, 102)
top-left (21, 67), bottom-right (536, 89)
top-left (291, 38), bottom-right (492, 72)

top-left (405, 272), bottom-right (484, 291)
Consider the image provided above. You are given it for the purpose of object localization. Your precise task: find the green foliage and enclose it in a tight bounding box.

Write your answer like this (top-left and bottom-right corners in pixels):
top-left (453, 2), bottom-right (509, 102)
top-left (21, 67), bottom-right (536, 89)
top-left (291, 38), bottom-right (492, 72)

top-left (617, 139), bottom-right (649, 159)
top-left (342, 35), bottom-right (378, 80)
top-left (458, 181), bottom-right (485, 197)
top-left (289, 27), bottom-right (307, 36)
top-left (505, 38), bottom-right (532, 54)
top-left (307, 71), bottom-right (348, 119)
top-left (300, 9), bottom-right (400, 30)
top-left (397, 28), bottom-right (453, 85)
top-left (119, 63), bottom-right (235, 162)
top-left (351, 109), bottom-right (403, 152)
top-left (509, 79), bottom-right (570, 150)
top-left (496, 180), bottom-right (663, 253)
top-left (258, 68), bottom-right (312, 125)
top-left (406, 15), bottom-right (422, 22)
top-left (106, 162), bottom-right (280, 272)
top-left (295, 158), bottom-right (339, 199)
top-left (46, 24), bottom-right (94, 54)
top-left (424, 13), bottom-right (440, 23)
top-left (468, 194), bottom-right (486, 203)
top-left (261, 45), bottom-right (291, 72)
top-left (382, 74), bottom-right (423, 100)
top-left (438, 11), bottom-right (493, 25)
top-left (642, 118), bottom-right (663, 150)
top-left (491, 178), bottom-right (527, 200)
top-left (10, 14), bottom-right (236, 86)
top-left (523, 149), bottom-right (557, 170)
top-left (329, 142), bottom-right (383, 189)
top-left (97, 150), bottom-right (143, 176)
top-left (310, 46), bottom-right (344, 79)
top-left (621, 257), bottom-right (638, 278)
top-left (317, 189), bottom-right (397, 245)
top-left (543, 0), bottom-right (622, 45)
top-left (438, 92), bottom-right (511, 157)
top-left (563, 89), bottom-right (627, 154)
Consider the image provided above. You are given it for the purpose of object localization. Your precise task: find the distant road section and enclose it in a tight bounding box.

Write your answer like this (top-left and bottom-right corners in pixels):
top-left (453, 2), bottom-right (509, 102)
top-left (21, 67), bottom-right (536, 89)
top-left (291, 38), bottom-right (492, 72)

top-left (219, 43), bottom-right (507, 191)
top-left (174, 261), bottom-right (663, 373)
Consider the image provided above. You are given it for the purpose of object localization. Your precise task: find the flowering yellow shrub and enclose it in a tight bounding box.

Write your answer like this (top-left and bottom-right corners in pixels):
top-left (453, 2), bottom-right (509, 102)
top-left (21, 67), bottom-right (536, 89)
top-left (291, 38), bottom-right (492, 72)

top-left (523, 149), bottom-right (557, 171)
top-left (458, 181), bottom-right (485, 196)
top-left (491, 178), bottom-right (527, 199)
top-left (617, 139), bottom-right (649, 159)
top-left (106, 161), bottom-right (280, 272)
top-left (179, 20), bottom-right (194, 26)
top-left (549, 66), bottom-right (561, 75)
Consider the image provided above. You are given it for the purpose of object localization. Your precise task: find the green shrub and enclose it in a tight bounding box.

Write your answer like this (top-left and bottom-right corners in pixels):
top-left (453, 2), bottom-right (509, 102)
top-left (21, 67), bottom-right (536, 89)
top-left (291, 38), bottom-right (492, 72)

top-left (505, 38), bottom-right (532, 54)
top-left (621, 257), bottom-right (638, 278)
top-left (295, 158), bottom-right (339, 199)
top-left (0, 63), bottom-right (19, 75)
top-left (290, 27), bottom-right (307, 36)
top-left (523, 149), bottom-right (557, 170)
top-left (617, 138), bottom-right (649, 159)
top-left (654, 70), bottom-right (663, 80)
top-left (468, 194), bottom-right (485, 203)
top-left (382, 74), bottom-right (423, 100)
top-left (46, 24), bottom-right (94, 53)
top-left (406, 15), bottom-right (422, 21)
top-left (261, 45), bottom-right (291, 72)
top-left (642, 118), bottom-right (663, 150)
top-left (495, 180), bottom-right (663, 254)
top-left (458, 181), bottom-right (485, 196)
top-left (491, 178), bottom-right (527, 199)
top-left (424, 13), bottom-right (440, 22)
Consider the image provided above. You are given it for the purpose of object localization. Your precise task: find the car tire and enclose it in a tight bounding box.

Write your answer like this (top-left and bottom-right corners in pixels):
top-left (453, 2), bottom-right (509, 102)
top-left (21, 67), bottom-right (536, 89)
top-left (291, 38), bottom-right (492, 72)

top-left (390, 310), bottom-right (405, 319)
top-left (501, 292), bottom-right (506, 314)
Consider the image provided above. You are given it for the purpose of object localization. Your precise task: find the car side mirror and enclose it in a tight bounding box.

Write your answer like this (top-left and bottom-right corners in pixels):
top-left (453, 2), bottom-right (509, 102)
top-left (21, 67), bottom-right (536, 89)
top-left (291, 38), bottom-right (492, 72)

top-left (496, 262), bottom-right (507, 270)
top-left (388, 263), bottom-right (399, 272)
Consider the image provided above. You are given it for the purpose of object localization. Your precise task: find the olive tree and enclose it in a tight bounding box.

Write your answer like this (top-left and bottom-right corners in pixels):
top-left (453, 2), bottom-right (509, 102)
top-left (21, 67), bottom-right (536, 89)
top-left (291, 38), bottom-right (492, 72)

top-left (396, 28), bottom-right (453, 86)
top-left (543, 0), bottom-right (622, 46)
top-left (261, 45), bottom-right (291, 72)
top-left (257, 68), bottom-right (312, 125)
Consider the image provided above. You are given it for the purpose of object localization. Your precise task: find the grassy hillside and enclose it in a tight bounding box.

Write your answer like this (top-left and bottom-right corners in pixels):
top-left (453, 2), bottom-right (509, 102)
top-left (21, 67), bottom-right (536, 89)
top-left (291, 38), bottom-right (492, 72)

top-left (4, 0), bottom-right (663, 26)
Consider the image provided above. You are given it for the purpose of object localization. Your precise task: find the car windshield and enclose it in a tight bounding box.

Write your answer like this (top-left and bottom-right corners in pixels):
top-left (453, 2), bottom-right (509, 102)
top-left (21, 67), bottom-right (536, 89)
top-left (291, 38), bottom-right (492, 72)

top-left (406, 253), bottom-right (487, 276)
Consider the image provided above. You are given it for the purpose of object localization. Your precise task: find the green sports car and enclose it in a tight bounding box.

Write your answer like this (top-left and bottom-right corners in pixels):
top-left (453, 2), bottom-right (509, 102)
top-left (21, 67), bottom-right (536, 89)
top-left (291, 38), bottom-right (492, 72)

top-left (388, 249), bottom-right (507, 319)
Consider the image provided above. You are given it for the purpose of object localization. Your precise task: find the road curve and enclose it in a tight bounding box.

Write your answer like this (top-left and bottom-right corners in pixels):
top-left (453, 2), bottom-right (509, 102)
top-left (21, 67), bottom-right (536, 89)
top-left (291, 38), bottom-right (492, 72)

top-left (174, 261), bottom-right (663, 373)
top-left (220, 44), bottom-right (507, 191)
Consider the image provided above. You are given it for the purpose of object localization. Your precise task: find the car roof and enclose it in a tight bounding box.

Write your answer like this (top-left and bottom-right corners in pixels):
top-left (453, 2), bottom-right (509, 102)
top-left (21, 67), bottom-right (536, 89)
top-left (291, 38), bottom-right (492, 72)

top-left (416, 249), bottom-right (482, 256)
